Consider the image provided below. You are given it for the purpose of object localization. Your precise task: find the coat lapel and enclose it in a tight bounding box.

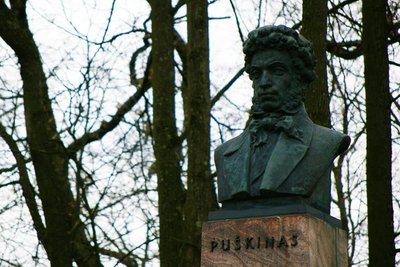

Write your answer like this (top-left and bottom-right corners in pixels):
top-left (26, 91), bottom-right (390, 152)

top-left (260, 110), bottom-right (313, 191)
top-left (222, 131), bottom-right (251, 196)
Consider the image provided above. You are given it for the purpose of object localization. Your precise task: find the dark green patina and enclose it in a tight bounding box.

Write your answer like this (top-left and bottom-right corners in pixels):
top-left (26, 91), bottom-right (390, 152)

top-left (214, 25), bottom-right (350, 214)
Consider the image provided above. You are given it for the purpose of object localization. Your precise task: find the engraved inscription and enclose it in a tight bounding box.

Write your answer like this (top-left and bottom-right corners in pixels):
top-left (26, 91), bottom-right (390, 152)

top-left (210, 234), bottom-right (298, 252)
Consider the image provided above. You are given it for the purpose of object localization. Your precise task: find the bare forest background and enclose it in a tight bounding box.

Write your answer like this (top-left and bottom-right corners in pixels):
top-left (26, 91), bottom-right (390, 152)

top-left (0, 0), bottom-right (399, 266)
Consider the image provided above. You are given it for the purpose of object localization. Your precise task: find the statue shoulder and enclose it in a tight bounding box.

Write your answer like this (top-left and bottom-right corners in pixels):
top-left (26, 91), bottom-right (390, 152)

top-left (215, 130), bottom-right (249, 157)
top-left (312, 124), bottom-right (351, 157)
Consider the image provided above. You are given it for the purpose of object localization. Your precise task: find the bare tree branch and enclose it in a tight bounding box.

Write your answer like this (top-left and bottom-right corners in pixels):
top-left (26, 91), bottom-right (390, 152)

top-left (173, 0), bottom-right (185, 14)
top-left (329, 0), bottom-right (359, 14)
top-left (211, 67), bottom-right (245, 108)
top-left (98, 248), bottom-right (138, 267)
top-left (228, 0), bottom-right (245, 42)
top-left (67, 52), bottom-right (152, 154)
top-left (0, 122), bottom-right (47, 243)
top-left (0, 180), bottom-right (19, 188)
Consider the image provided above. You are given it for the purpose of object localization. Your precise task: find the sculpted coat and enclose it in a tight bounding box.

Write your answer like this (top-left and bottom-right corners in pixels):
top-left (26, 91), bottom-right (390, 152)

top-left (215, 106), bottom-right (350, 213)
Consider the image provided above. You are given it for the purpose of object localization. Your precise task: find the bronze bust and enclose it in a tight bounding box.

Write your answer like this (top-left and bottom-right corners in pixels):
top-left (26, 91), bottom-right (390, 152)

top-left (214, 25), bottom-right (350, 214)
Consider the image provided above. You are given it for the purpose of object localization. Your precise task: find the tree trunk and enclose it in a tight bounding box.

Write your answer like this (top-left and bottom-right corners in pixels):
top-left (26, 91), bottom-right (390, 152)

top-left (0, 3), bottom-right (103, 266)
top-left (182, 1), bottom-right (214, 266)
top-left (148, 1), bottom-right (186, 266)
top-left (302, 3), bottom-right (352, 264)
top-left (301, 0), bottom-right (331, 127)
top-left (362, 0), bottom-right (395, 266)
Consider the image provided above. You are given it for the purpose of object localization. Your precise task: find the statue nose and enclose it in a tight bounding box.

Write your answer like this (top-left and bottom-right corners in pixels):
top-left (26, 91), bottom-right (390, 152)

top-left (259, 71), bottom-right (272, 88)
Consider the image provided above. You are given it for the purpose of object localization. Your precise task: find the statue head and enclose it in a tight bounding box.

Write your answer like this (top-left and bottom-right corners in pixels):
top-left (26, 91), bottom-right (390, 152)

top-left (243, 25), bottom-right (316, 115)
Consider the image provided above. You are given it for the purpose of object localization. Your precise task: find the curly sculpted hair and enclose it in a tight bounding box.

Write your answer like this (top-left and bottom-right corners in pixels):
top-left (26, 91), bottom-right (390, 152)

top-left (243, 25), bottom-right (316, 85)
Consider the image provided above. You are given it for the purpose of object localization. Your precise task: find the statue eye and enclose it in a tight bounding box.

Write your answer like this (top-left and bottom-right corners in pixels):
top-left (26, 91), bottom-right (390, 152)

top-left (271, 66), bottom-right (286, 75)
top-left (250, 68), bottom-right (261, 78)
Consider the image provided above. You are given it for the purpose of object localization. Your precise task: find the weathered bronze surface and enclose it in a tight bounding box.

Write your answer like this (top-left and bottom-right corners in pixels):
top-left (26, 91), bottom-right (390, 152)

top-left (214, 25), bottom-right (350, 214)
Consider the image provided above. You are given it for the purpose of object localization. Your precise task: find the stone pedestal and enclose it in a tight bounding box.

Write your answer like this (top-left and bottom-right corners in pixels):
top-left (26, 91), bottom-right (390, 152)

top-left (201, 213), bottom-right (347, 267)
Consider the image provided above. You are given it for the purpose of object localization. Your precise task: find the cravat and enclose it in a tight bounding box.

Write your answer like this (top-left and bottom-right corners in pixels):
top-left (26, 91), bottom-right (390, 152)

top-left (249, 115), bottom-right (302, 146)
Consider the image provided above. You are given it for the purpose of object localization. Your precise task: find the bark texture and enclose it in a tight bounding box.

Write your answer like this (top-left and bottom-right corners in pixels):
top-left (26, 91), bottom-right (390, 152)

top-left (182, 1), bottom-right (214, 266)
top-left (301, 0), bottom-right (331, 127)
top-left (148, 1), bottom-right (185, 266)
top-left (362, 0), bottom-right (395, 266)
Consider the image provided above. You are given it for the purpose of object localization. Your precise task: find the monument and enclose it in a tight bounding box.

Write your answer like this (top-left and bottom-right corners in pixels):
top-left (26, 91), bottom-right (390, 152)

top-left (201, 25), bottom-right (351, 266)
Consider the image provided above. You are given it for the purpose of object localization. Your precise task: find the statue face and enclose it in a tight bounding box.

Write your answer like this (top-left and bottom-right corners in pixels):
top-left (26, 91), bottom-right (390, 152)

top-left (249, 49), bottom-right (297, 114)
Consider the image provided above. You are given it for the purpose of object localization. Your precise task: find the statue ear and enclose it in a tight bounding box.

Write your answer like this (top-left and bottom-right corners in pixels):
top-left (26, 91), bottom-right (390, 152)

top-left (292, 79), bottom-right (307, 101)
top-left (301, 84), bottom-right (308, 101)
top-left (301, 89), bottom-right (307, 102)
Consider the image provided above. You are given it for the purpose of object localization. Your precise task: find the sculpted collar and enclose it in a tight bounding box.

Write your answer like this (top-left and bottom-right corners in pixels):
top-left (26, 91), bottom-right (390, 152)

top-left (249, 111), bottom-right (304, 146)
